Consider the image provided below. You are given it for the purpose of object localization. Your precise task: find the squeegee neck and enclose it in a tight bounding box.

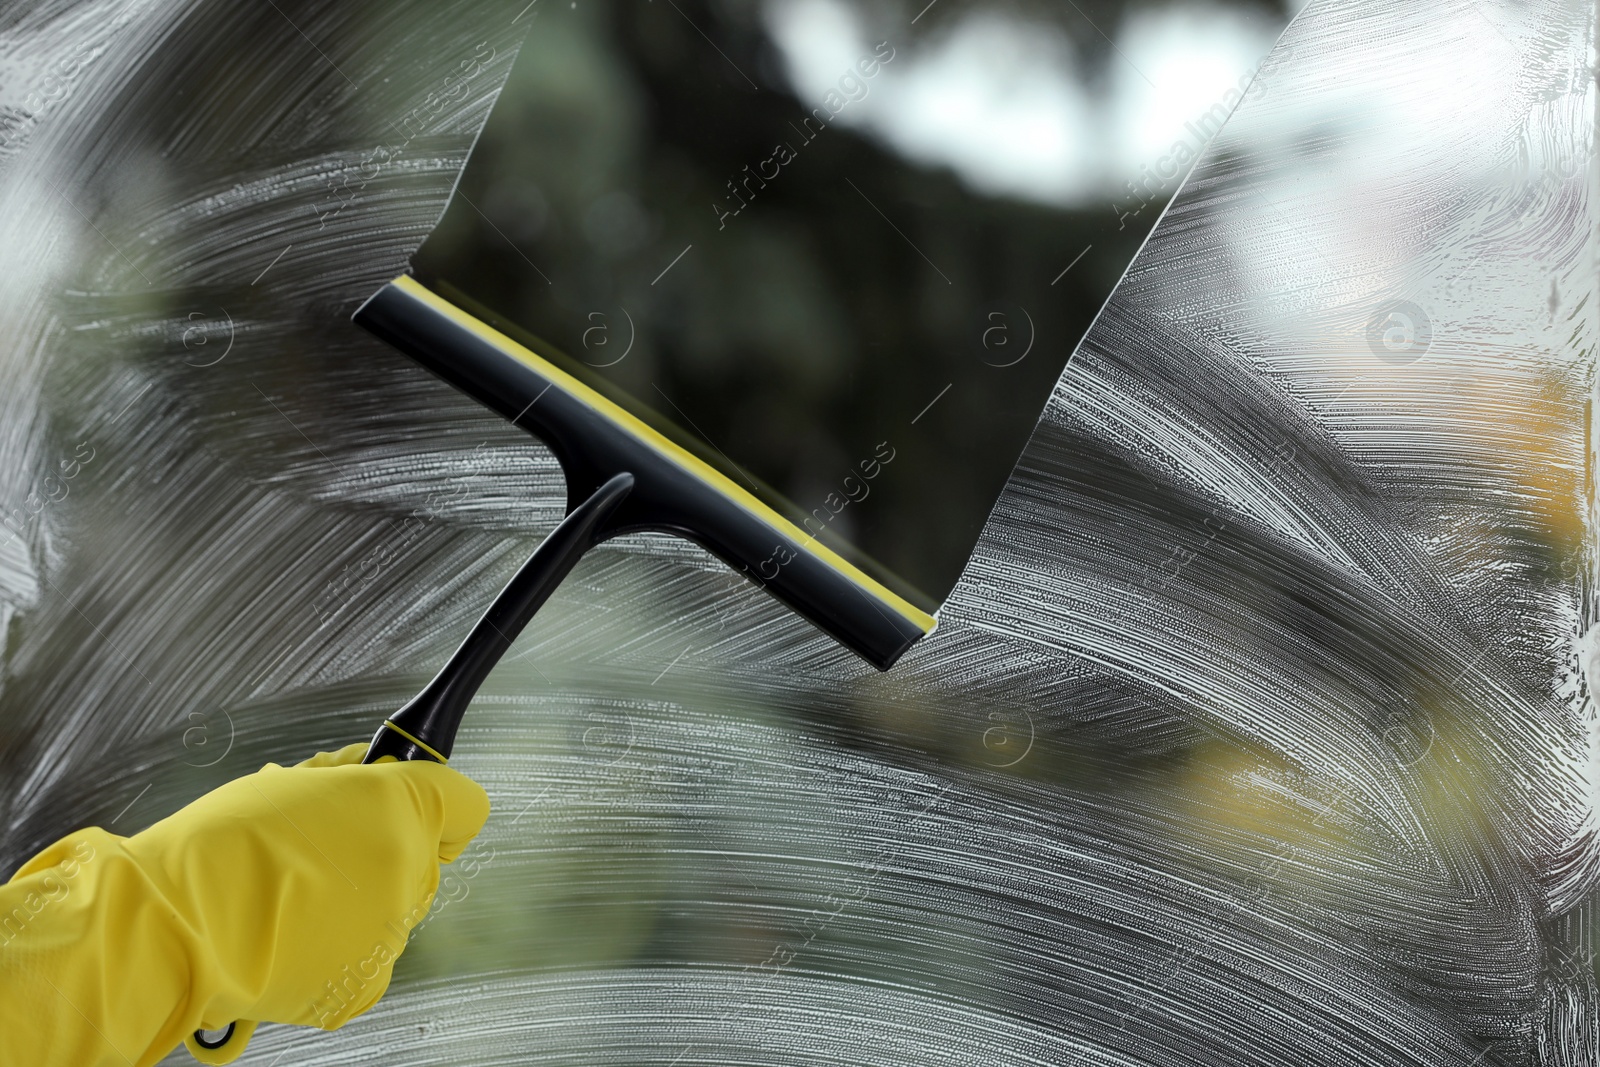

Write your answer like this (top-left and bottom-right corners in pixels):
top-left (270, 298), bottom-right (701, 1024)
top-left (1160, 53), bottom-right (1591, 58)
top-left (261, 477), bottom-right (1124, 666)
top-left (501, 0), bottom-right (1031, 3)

top-left (363, 473), bottom-right (634, 764)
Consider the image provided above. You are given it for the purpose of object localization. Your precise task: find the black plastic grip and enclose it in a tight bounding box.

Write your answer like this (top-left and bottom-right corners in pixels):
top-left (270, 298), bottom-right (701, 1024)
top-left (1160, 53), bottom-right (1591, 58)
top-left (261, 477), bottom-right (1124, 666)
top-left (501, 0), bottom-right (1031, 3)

top-left (363, 473), bottom-right (635, 764)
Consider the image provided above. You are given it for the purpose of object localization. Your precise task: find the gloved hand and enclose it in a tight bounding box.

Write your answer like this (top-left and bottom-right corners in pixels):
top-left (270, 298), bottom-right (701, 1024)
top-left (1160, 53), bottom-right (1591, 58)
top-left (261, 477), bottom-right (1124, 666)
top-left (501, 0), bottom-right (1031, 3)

top-left (0, 743), bottom-right (490, 1067)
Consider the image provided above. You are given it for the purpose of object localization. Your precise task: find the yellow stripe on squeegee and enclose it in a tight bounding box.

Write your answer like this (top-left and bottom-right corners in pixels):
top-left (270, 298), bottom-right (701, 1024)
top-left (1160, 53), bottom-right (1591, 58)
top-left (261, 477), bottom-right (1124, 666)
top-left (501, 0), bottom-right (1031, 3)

top-left (380, 719), bottom-right (449, 763)
top-left (393, 274), bottom-right (937, 635)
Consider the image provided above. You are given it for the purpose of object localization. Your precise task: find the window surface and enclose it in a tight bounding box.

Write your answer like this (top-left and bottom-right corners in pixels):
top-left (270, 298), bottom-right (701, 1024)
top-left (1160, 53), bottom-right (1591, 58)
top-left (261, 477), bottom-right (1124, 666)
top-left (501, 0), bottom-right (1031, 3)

top-left (0, 1), bottom-right (1590, 1065)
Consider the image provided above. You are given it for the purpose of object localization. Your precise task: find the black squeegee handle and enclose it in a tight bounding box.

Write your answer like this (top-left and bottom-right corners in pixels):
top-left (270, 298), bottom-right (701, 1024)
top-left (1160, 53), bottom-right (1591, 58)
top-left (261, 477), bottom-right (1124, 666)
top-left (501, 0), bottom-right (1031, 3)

top-left (350, 276), bottom-right (931, 672)
top-left (362, 471), bottom-right (634, 764)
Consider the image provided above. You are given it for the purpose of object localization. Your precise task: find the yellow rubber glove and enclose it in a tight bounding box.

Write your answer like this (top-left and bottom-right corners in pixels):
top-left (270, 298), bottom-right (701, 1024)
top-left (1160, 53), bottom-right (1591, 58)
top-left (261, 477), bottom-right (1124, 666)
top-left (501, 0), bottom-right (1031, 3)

top-left (0, 743), bottom-right (490, 1067)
